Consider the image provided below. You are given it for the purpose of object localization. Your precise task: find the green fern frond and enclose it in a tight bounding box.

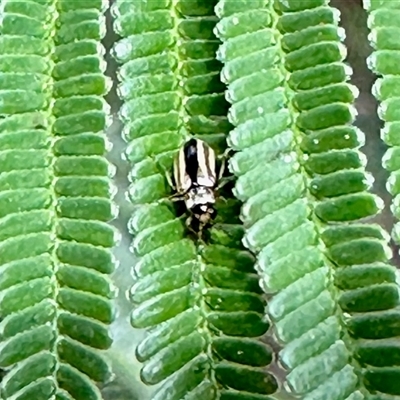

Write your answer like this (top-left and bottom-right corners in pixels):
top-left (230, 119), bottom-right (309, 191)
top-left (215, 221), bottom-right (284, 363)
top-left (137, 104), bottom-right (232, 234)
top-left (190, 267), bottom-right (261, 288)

top-left (113, 0), bottom-right (278, 399)
top-left (364, 0), bottom-right (400, 397)
top-left (215, 1), bottom-right (358, 398)
top-left (0, 1), bottom-right (116, 399)
top-left (216, 0), bottom-right (399, 399)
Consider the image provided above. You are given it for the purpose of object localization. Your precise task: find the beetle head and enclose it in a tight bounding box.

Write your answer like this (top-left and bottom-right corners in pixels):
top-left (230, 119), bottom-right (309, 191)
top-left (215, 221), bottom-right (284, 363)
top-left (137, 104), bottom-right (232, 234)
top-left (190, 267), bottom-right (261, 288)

top-left (193, 204), bottom-right (216, 223)
top-left (187, 203), bottom-right (217, 235)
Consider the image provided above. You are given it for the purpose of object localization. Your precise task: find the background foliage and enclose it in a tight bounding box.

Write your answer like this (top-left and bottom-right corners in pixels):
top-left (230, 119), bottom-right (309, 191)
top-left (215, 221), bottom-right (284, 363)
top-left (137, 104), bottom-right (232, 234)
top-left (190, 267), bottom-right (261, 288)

top-left (0, 0), bottom-right (399, 400)
top-left (106, 0), bottom-right (400, 399)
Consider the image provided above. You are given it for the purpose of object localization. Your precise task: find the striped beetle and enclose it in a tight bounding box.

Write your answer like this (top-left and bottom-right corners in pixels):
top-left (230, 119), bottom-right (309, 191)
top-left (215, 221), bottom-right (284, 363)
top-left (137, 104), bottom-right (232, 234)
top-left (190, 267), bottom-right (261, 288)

top-left (172, 138), bottom-right (219, 235)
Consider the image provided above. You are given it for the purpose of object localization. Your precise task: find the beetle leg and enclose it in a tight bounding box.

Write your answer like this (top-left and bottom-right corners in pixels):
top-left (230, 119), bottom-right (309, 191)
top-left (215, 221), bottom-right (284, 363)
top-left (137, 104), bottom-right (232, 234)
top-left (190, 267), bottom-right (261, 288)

top-left (185, 215), bottom-right (203, 239)
top-left (163, 170), bottom-right (187, 202)
top-left (162, 171), bottom-right (184, 201)
top-left (217, 146), bottom-right (234, 160)
top-left (154, 155), bottom-right (177, 189)
top-left (185, 215), bottom-right (196, 233)
top-left (164, 170), bottom-right (176, 190)
top-left (217, 147), bottom-right (234, 180)
top-left (168, 193), bottom-right (185, 202)
top-left (216, 147), bottom-right (235, 191)
top-left (217, 157), bottom-right (226, 181)
top-left (217, 175), bottom-right (235, 190)
top-left (217, 147), bottom-right (234, 162)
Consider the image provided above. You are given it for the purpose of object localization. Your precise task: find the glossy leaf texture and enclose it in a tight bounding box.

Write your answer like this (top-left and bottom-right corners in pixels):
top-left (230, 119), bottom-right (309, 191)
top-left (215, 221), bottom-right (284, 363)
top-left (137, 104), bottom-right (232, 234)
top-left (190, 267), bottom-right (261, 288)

top-left (0, 1), bottom-right (116, 399)
top-left (364, 0), bottom-right (400, 397)
top-left (112, 0), bottom-right (277, 399)
top-left (216, 0), bottom-right (397, 399)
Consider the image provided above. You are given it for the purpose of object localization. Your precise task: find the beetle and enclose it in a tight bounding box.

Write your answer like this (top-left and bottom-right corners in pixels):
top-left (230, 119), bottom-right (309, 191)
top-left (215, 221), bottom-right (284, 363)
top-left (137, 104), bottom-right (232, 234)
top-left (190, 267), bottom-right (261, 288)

top-left (172, 138), bottom-right (219, 236)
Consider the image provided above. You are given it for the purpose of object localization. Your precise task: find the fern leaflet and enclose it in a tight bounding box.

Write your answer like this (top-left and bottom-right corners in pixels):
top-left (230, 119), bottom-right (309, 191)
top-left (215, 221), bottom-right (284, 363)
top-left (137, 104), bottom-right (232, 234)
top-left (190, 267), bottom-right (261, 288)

top-left (216, 0), bottom-right (399, 399)
top-left (113, 0), bottom-right (278, 399)
top-left (0, 1), bottom-right (116, 399)
top-left (364, 0), bottom-right (400, 397)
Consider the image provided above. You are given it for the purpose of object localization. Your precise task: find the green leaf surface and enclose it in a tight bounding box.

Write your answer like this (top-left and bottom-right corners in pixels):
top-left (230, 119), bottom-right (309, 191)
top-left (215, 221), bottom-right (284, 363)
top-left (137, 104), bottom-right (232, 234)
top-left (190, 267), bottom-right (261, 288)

top-left (113, 0), bottom-right (276, 399)
top-left (0, 1), bottom-right (115, 399)
top-left (364, 1), bottom-right (400, 395)
top-left (216, 0), bottom-right (398, 399)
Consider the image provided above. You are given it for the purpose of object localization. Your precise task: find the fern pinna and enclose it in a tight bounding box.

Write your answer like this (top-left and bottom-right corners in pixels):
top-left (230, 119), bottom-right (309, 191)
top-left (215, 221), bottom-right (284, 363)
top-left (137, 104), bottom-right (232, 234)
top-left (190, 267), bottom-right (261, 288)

top-left (0, 1), bottom-right (116, 399)
top-left (112, 0), bottom-right (278, 399)
top-left (216, 0), bottom-right (399, 399)
top-left (365, 0), bottom-right (400, 397)
top-left (3, 0), bottom-right (400, 399)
